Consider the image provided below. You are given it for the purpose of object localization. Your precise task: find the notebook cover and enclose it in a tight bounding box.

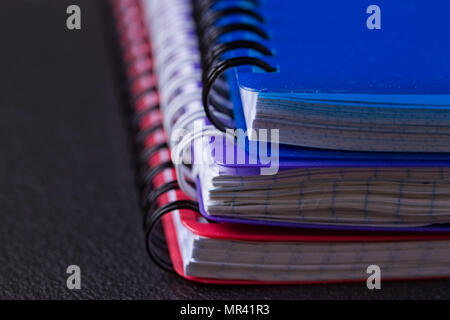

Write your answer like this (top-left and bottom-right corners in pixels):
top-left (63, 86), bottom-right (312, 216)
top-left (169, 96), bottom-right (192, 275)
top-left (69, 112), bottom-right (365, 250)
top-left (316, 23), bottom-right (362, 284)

top-left (235, 0), bottom-right (450, 96)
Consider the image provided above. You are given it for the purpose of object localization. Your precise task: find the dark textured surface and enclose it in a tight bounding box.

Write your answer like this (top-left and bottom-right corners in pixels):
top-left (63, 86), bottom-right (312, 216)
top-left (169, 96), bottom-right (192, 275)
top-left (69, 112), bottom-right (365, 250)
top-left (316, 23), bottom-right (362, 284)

top-left (0, 0), bottom-right (450, 299)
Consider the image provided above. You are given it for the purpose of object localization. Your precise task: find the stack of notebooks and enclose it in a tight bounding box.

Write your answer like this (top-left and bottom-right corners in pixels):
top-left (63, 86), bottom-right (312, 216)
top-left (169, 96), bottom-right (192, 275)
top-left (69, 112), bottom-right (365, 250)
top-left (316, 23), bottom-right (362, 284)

top-left (112, 0), bottom-right (450, 284)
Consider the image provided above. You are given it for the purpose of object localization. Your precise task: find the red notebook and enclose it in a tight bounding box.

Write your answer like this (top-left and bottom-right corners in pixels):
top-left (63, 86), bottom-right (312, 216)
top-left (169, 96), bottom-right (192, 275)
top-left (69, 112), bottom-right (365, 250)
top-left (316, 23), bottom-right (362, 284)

top-left (111, 0), bottom-right (450, 284)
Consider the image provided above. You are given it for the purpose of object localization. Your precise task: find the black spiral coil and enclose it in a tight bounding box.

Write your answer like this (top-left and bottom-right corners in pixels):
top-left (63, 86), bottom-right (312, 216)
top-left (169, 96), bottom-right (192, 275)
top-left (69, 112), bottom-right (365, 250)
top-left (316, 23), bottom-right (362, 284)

top-left (192, 0), bottom-right (277, 132)
top-left (111, 0), bottom-right (200, 273)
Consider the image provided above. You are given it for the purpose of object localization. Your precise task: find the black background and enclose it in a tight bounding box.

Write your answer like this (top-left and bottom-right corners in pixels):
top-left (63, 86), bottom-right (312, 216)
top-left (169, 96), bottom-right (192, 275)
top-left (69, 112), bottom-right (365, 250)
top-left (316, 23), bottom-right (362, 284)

top-left (0, 0), bottom-right (449, 299)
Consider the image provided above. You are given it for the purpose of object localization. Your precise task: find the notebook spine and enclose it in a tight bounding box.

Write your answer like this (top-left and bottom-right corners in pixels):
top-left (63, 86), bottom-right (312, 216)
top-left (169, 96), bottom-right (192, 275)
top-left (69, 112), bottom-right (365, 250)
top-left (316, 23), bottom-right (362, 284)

top-left (192, 0), bottom-right (277, 132)
top-left (111, 0), bottom-right (199, 272)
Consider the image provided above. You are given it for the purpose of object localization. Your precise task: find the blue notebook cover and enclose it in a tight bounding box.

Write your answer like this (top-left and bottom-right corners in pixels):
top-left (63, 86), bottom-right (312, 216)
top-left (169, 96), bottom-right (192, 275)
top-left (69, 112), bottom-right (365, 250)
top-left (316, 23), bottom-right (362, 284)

top-left (234, 0), bottom-right (450, 96)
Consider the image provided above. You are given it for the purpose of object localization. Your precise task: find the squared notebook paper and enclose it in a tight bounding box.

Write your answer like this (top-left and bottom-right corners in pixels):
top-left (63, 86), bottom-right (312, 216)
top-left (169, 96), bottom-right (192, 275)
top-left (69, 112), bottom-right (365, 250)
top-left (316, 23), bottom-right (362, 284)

top-left (112, 0), bottom-right (450, 284)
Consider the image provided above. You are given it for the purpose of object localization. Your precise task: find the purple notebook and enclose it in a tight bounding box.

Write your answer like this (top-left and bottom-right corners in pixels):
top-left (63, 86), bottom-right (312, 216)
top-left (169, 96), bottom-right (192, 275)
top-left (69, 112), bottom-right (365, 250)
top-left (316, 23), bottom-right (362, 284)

top-left (193, 139), bottom-right (450, 232)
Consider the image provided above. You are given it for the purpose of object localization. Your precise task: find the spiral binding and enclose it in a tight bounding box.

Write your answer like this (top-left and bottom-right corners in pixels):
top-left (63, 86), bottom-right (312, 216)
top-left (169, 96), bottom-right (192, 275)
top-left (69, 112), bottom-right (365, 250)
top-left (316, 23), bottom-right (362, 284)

top-left (192, 0), bottom-right (277, 132)
top-left (140, 0), bottom-right (276, 201)
top-left (111, 0), bottom-right (200, 272)
top-left (144, 0), bottom-right (219, 200)
top-left (127, 0), bottom-right (277, 242)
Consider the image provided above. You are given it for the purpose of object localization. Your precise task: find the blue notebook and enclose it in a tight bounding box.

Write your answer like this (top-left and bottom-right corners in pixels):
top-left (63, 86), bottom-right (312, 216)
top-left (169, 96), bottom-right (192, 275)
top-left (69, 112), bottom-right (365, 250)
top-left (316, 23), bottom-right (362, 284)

top-left (201, 0), bottom-right (450, 152)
